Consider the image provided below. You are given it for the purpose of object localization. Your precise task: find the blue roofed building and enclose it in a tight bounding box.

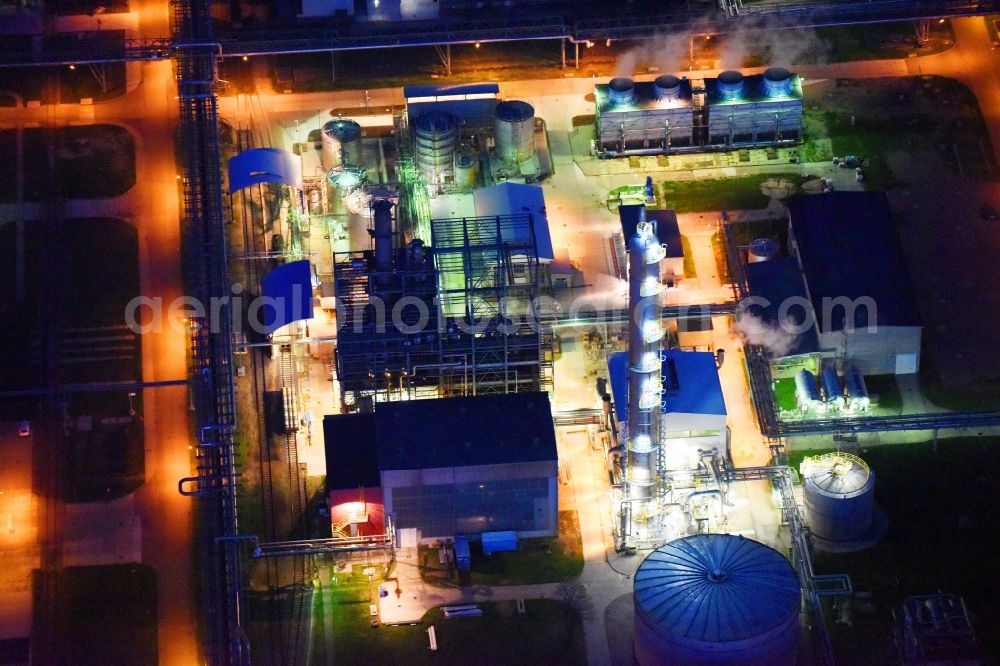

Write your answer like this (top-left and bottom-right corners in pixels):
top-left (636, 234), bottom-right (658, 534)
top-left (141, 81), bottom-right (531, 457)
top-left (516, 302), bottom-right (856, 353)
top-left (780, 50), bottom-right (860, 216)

top-left (404, 82), bottom-right (499, 127)
top-left (608, 350), bottom-right (728, 460)
top-left (323, 392), bottom-right (558, 543)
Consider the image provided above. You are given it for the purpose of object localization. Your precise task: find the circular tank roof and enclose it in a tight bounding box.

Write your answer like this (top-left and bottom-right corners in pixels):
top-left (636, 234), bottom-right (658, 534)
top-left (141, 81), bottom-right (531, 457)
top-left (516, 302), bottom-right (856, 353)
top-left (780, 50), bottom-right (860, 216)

top-left (413, 110), bottom-right (457, 134)
top-left (764, 67), bottom-right (791, 83)
top-left (609, 77), bottom-right (635, 92)
top-left (495, 100), bottom-right (535, 122)
top-left (455, 151), bottom-right (476, 168)
top-left (634, 534), bottom-right (800, 644)
top-left (801, 453), bottom-right (873, 498)
top-left (323, 119), bottom-right (362, 142)
top-left (718, 70), bottom-right (745, 86)
top-left (749, 237), bottom-right (778, 255)
top-left (654, 74), bottom-right (681, 90)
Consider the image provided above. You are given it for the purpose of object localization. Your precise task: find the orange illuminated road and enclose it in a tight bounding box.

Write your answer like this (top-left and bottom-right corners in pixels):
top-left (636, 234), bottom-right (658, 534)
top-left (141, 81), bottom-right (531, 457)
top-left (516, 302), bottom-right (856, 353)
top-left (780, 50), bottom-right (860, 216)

top-left (0, 59), bottom-right (198, 666)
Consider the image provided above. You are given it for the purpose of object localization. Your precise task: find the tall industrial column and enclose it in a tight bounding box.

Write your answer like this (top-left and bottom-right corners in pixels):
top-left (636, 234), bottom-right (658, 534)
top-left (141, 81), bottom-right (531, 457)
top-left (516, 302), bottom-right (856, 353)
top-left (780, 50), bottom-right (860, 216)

top-left (622, 216), bottom-right (665, 547)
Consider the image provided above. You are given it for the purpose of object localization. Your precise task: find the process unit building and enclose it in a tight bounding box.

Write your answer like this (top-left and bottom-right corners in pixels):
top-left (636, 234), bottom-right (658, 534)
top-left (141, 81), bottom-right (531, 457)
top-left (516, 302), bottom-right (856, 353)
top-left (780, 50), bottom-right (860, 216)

top-left (323, 392), bottom-right (558, 543)
top-left (333, 192), bottom-right (552, 407)
top-left (743, 191), bottom-right (922, 376)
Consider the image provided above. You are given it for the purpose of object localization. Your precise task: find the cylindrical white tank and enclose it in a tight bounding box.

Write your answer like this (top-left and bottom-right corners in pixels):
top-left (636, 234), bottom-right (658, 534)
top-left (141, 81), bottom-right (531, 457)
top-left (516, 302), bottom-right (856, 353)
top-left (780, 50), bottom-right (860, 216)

top-left (801, 452), bottom-right (876, 542)
top-left (795, 369), bottom-right (820, 409)
top-left (844, 365), bottom-right (870, 411)
top-left (716, 70), bottom-right (746, 100)
top-left (608, 77), bottom-right (636, 106)
top-left (634, 534), bottom-right (801, 666)
top-left (748, 237), bottom-right (778, 263)
top-left (653, 74), bottom-right (682, 101)
top-left (413, 111), bottom-right (457, 186)
top-left (821, 367), bottom-right (844, 408)
top-left (454, 149), bottom-right (479, 189)
top-left (321, 119), bottom-right (363, 169)
top-left (494, 100), bottom-right (535, 165)
top-left (762, 67), bottom-right (794, 98)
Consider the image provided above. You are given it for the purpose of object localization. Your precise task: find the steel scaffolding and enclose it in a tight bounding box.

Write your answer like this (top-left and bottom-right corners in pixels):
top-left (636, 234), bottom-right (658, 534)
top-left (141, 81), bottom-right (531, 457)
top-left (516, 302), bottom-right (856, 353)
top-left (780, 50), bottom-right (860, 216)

top-left (333, 211), bottom-right (552, 405)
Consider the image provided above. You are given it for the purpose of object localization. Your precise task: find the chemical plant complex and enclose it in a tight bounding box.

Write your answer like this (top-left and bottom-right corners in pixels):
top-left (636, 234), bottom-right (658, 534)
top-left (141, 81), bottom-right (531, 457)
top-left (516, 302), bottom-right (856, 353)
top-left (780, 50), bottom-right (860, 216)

top-left (208, 64), bottom-right (992, 665)
top-left (2, 2), bottom-right (1000, 666)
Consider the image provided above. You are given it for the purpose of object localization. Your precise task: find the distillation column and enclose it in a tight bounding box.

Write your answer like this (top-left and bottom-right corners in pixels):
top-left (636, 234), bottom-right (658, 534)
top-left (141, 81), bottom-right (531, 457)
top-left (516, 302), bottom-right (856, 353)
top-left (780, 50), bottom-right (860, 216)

top-left (623, 217), bottom-right (665, 546)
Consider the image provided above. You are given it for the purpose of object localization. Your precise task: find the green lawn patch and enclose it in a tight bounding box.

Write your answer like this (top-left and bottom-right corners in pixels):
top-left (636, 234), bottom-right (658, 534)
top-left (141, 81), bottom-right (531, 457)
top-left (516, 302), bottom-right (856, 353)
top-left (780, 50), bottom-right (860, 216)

top-left (660, 173), bottom-right (803, 213)
top-left (803, 76), bottom-right (997, 190)
top-left (773, 377), bottom-right (798, 412)
top-left (420, 510), bottom-right (583, 587)
top-left (320, 572), bottom-right (586, 665)
top-left (680, 234), bottom-right (696, 278)
top-left (37, 564), bottom-right (158, 666)
top-left (792, 438), bottom-right (1000, 663)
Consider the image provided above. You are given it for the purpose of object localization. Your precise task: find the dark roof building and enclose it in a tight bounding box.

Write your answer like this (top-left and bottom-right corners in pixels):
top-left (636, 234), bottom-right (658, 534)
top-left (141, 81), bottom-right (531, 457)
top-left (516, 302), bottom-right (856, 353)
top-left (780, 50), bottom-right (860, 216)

top-left (736, 191), bottom-right (925, 375)
top-left (323, 392), bottom-right (558, 540)
top-left (787, 192), bottom-right (921, 331)
top-left (323, 413), bottom-right (379, 491)
top-left (376, 392), bottom-right (556, 470)
top-left (619, 206), bottom-right (684, 260)
top-left (744, 256), bottom-right (820, 356)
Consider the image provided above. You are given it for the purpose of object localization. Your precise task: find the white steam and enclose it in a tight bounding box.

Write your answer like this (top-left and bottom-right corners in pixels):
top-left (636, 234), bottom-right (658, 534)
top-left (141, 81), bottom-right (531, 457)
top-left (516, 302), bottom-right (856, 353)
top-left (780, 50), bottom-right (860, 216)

top-left (612, 17), bottom-right (830, 76)
top-left (717, 19), bottom-right (832, 69)
top-left (735, 312), bottom-right (799, 357)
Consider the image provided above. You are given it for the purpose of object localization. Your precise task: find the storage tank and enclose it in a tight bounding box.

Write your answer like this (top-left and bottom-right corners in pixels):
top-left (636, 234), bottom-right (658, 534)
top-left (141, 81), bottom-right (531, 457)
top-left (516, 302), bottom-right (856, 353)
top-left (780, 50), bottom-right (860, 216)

top-left (800, 452), bottom-right (876, 542)
top-left (762, 67), bottom-right (794, 98)
top-left (453, 149), bottom-right (479, 189)
top-left (608, 77), bottom-right (636, 106)
top-left (844, 365), bottom-right (870, 411)
top-left (413, 111), bottom-right (457, 186)
top-left (716, 70), bottom-right (746, 100)
top-left (748, 237), bottom-right (778, 263)
top-left (821, 367), bottom-right (844, 408)
top-left (653, 75), bottom-right (683, 102)
top-left (494, 100), bottom-right (535, 165)
top-left (634, 534), bottom-right (800, 666)
top-left (321, 119), bottom-right (363, 169)
top-left (794, 369), bottom-right (820, 410)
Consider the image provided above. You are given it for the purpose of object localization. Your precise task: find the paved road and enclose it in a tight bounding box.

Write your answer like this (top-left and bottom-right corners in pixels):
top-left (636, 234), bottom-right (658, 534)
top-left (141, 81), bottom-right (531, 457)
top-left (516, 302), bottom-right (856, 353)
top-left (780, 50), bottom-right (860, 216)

top-left (0, 62), bottom-right (197, 666)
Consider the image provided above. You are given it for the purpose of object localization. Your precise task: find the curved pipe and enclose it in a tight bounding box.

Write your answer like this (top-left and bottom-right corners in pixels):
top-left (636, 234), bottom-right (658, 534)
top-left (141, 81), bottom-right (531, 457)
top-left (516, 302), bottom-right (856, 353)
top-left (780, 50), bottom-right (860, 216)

top-left (684, 489), bottom-right (722, 513)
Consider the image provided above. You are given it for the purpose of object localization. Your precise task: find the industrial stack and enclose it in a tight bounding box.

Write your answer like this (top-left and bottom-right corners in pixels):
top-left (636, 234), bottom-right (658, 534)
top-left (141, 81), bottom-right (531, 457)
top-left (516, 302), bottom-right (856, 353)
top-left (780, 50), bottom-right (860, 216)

top-left (622, 212), bottom-right (665, 547)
